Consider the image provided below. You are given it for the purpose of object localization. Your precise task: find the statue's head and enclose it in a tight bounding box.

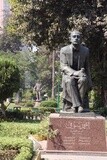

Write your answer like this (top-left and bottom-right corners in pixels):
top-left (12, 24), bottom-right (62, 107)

top-left (70, 30), bottom-right (81, 45)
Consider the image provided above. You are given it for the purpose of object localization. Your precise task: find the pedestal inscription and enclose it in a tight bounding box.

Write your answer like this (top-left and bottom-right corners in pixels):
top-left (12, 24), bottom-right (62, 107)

top-left (47, 113), bottom-right (107, 151)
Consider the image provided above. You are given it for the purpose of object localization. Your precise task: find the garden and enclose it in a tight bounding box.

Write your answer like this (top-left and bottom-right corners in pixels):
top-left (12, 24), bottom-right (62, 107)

top-left (0, 91), bottom-right (58, 160)
top-left (1, 1), bottom-right (107, 159)
top-left (0, 118), bottom-right (49, 160)
top-left (0, 56), bottom-right (58, 159)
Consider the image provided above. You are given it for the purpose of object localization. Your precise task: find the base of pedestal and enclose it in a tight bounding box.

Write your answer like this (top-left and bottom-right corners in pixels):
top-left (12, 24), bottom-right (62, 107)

top-left (41, 150), bottom-right (107, 160)
top-left (47, 113), bottom-right (107, 152)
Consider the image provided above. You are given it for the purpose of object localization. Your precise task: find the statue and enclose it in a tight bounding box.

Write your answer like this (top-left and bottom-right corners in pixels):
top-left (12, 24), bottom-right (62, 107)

top-left (60, 30), bottom-right (92, 113)
top-left (33, 80), bottom-right (42, 102)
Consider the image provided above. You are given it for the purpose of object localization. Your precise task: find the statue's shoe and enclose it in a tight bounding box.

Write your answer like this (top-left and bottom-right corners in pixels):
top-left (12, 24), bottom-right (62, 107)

top-left (78, 106), bottom-right (84, 113)
top-left (66, 107), bottom-right (76, 113)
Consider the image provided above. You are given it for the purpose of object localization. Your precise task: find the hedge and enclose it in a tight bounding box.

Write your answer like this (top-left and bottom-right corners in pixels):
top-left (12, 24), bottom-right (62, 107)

top-left (0, 137), bottom-right (33, 160)
top-left (40, 99), bottom-right (57, 108)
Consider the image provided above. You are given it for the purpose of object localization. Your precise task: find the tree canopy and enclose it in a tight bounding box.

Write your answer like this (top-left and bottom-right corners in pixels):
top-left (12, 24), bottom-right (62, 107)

top-left (0, 55), bottom-right (20, 102)
top-left (0, 54), bottom-right (20, 115)
top-left (8, 0), bottom-right (107, 47)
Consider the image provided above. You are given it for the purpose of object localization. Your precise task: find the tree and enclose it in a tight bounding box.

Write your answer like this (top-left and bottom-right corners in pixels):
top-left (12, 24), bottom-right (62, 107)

top-left (34, 46), bottom-right (53, 96)
top-left (8, 1), bottom-right (106, 45)
top-left (0, 0), bottom-right (22, 53)
top-left (0, 55), bottom-right (20, 115)
top-left (8, 0), bottom-right (69, 48)
top-left (0, 31), bottom-right (22, 53)
top-left (11, 46), bottom-right (52, 96)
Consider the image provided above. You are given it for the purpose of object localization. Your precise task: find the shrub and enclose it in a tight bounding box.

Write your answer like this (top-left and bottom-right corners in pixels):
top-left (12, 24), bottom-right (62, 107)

top-left (14, 146), bottom-right (33, 160)
top-left (0, 150), bottom-right (18, 160)
top-left (33, 117), bottom-right (49, 141)
top-left (6, 110), bottom-right (23, 120)
top-left (25, 101), bottom-right (34, 108)
top-left (0, 137), bottom-right (33, 160)
top-left (0, 121), bottom-right (39, 137)
top-left (96, 107), bottom-right (107, 117)
top-left (40, 99), bottom-right (57, 108)
top-left (39, 107), bottom-right (55, 114)
top-left (0, 119), bottom-right (49, 159)
top-left (23, 90), bottom-right (33, 101)
top-left (6, 104), bottom-right (55, 120)
top-left (5, 107), bottom-right (43, 120)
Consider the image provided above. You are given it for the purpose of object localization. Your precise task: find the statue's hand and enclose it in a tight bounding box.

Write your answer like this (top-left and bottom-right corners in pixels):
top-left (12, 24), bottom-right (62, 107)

top-left (73, 70), bottom-right (80, 77)
top-left (79, 68), bottom-right (87, 77)
top-left (73, 68), bottom-right (86, 77)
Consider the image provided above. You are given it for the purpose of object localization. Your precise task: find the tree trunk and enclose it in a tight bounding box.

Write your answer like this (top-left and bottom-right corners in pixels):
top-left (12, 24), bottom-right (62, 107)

top-left (104, 89), bottom-right (107, 108)
top-left (0, 102), bottom-right (6, 117)
top-left (100, 86), bottom-right (107, 108)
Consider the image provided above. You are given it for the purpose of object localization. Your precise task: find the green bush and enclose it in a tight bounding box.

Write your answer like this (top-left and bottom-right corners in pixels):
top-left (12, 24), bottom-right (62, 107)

top-left (89, 90), bottom-right (103, 110)
top-left (96, 107), bottom-right (107, 117)
top-left (5, 104), bottom-right (55, 120)
top-left (6, 110), bottom-right (23, 120)
top-left (23, 90), bottom-right (33, 101)
top-left (0, 150), bottom-right (18, 160)
top-left (5, 107), bottom-right (43, 120)
top-left (40, 99), bottom-right (57, 108)
top-left (25, 101), bottom-right (34, 108)
top-left (33, 117), bottom-right (49, 140)
top-left (15, 146), bottom-right (33, 160)
top-left (39, 107), bottom-right (55, 114)
top-left (0, 137), bottom-right (33, 160)
top-left (0, 119), bottom-right (49, 159)
top-left (0, 121), bottom-right (39, 137)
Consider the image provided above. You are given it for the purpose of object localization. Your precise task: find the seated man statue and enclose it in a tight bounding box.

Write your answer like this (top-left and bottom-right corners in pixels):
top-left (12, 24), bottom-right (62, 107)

top-left (60, 30), bottom-right (92, 113)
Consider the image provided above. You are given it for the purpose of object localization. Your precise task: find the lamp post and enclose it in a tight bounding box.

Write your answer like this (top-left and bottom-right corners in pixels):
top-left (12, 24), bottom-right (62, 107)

top-left (52, 50), bottom-right (55, 99)
top-left (56, 80), bottom-right (60, 112)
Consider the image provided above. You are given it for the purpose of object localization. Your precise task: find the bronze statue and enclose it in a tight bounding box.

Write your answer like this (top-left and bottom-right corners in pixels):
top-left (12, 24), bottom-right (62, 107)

top-left (60, 30), bottom-right (92, 113)
top-left (33, 80), bottom-right (42, 101)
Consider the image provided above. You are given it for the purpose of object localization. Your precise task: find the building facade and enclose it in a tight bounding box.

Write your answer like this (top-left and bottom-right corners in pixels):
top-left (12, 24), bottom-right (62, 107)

top-left (0, 0), bottom-right (10, 34)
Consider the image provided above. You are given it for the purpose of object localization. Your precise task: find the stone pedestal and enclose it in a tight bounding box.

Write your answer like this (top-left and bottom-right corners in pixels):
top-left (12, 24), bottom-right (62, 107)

top-left (47, 113), bottom-right (107, 151)
top-left (34, 101), bottom-right (41, 107)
